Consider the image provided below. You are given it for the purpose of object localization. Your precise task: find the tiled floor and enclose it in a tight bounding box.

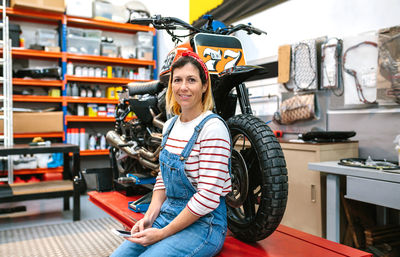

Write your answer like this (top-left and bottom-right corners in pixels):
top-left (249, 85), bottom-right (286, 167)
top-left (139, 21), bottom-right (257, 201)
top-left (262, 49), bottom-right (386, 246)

top-left (0, 194), bottom-right (110, 231)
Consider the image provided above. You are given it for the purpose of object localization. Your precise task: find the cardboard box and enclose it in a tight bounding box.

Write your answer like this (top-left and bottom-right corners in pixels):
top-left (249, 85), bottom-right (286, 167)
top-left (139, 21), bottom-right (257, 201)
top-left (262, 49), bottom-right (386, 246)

top-left (11, 0), bottom-right (65, 13)
top-left (0, 111), bottom-right (63, 134)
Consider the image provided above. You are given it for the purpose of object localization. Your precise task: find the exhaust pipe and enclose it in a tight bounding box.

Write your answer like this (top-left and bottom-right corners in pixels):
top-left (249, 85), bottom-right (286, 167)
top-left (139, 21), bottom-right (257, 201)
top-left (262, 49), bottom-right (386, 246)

top-left (107, 130), bottom-right (162, 165)
top-left (138, 147), bottom-right (161, 162)
top-left (150, 109), bottom-right (165, 129)
top-left (106, 131), bottom-right (138, 158)
top-left (138, 157), bottom-right (159, 171)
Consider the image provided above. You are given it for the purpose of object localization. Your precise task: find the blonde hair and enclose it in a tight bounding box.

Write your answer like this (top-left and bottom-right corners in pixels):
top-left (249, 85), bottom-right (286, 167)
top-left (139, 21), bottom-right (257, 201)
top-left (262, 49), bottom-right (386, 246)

top-left (166, 56), bottom-right (214, 115)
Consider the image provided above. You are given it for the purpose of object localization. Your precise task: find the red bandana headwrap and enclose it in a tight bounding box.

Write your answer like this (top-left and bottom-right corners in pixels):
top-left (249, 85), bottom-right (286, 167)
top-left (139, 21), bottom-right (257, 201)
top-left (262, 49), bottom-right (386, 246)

top-left (180, 51), bottom-right (209, 80)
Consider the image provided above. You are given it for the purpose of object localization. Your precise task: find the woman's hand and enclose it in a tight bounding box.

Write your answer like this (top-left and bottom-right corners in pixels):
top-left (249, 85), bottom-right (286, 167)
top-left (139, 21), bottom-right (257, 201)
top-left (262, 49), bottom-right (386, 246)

top-left (127, 228), bottom-right (165, 246)
top-left (131, 216), bottom-right (153, 234)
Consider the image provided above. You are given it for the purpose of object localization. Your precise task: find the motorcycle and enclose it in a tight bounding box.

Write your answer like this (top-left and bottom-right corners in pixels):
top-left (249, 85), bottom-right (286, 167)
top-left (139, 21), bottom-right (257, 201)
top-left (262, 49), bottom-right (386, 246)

top-left (106, 15), bottom-right (288, 242)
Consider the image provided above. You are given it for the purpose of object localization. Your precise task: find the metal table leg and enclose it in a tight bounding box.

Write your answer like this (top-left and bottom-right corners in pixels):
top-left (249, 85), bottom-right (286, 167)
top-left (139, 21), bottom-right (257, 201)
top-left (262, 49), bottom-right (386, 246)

top-left (326, 174), bottom-right (340, 242)
top-left (72, 152), bottom-right (81, 221)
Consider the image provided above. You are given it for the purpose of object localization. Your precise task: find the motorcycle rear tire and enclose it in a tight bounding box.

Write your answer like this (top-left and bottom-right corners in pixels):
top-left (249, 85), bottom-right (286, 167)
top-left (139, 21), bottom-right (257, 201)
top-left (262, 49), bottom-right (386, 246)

top-left (226, 114), bottom-right (288, 242)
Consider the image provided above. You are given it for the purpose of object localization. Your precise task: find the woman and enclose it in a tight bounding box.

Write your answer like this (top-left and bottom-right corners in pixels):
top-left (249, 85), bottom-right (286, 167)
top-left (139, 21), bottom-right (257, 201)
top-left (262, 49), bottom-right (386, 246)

top-left (111, 50), bottom-right (232, 257)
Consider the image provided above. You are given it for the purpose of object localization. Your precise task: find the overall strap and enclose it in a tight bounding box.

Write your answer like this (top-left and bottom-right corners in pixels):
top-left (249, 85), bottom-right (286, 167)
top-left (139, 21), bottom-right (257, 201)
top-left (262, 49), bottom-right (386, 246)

top-left (180, 113), bottom-right (230, 160)
top-left (161, 115), bottom-right (179, 148)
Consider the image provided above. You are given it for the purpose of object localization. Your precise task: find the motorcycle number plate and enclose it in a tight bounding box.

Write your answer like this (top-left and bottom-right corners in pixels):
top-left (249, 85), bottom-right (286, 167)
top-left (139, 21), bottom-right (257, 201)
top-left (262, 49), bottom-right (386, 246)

top-left (194, 33), bottom-right (246, 74)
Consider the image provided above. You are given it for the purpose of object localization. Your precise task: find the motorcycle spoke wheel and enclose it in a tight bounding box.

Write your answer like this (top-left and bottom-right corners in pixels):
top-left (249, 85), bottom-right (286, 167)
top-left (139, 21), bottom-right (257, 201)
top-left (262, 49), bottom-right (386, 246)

top-left (226, 149), bottom-right (249, 208)
top-left (227, 114), bottom-right (288, 242)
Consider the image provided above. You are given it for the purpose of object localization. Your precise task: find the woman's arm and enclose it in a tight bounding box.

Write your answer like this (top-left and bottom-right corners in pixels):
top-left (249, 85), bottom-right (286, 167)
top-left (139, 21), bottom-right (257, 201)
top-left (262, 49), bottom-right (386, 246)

top-left (160, 206), bottom-right (199, 237)
top-left (129, 206), bottom-right (199, 246)
top-left (145, 189), bottom-right (167, 223)
top-left (130, 189), bottom-right (166, 233)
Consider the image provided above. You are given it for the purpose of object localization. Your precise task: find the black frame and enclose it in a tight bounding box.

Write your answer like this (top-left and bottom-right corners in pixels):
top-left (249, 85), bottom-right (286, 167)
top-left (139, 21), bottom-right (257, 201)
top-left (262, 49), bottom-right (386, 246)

top-left (0, 143), bottom-right (81, 221)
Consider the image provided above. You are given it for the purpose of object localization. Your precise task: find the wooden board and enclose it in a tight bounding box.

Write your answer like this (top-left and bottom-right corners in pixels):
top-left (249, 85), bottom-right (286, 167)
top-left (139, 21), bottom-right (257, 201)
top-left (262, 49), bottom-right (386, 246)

top-left (10, 180), bottom-right (73, 195)
top-left (278, 44), bottom-right (291, 83)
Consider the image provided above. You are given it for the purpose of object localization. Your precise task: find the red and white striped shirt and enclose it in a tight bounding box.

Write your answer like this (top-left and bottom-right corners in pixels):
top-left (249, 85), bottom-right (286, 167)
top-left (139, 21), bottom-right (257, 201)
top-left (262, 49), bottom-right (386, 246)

top-left (154, 111), bottom-right (232, 217)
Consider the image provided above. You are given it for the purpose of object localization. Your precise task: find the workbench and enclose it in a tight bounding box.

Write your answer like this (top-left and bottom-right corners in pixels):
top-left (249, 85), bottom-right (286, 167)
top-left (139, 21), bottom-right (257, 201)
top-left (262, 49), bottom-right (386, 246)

top-left (308, 161), bottom-right (400, 243)
top-left (0, 143), bottom-right (81, 221)
top-left (88, 191), bottom-right (371, 257)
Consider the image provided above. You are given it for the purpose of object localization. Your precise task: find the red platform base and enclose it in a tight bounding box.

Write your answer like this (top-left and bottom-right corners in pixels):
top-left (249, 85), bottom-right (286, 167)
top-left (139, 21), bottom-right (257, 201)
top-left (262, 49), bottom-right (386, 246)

top-left (88, 191), bottom-right (371, 257)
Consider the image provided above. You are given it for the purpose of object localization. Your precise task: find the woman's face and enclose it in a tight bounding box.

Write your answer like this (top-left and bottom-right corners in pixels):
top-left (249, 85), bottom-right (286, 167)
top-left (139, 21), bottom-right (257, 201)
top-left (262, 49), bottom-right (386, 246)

top-left (172, 62), bottom-right (207, 116)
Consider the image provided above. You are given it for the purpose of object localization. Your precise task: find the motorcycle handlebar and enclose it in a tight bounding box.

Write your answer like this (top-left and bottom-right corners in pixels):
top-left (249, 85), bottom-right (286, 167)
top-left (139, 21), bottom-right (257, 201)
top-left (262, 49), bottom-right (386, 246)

top-left (131, 15), bottom-right (203, 32)
top-left (130, 15), bottom-right (266, 36)
top-left (129, 17), bottom-right (154, 26)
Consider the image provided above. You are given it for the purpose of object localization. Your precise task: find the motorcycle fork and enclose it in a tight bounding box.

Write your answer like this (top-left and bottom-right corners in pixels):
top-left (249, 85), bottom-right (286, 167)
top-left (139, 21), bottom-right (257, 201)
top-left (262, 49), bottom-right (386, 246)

top-left (236, 83), bottom-right (253, 115)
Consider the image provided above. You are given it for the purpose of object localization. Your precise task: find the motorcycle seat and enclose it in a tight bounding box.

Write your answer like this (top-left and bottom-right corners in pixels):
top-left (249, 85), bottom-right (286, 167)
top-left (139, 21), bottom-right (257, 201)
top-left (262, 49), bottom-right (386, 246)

top-left (127, 80), bottom-right (163, 96)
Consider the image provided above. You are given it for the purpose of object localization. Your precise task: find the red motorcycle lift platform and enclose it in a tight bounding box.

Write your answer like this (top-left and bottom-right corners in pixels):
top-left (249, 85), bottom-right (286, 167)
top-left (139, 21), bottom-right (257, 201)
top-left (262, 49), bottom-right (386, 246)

top-left (88, 191), bottom-right (371, 257)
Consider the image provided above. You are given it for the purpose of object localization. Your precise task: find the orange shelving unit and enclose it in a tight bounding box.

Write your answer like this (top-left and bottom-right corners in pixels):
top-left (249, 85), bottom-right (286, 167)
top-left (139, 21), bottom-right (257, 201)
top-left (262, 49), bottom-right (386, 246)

top-left (65, 75), bottom-right (151, 84)
top-left (2, 7), bottom-right (154, 166)
top-left (7, 48), bottom-right (62, 59)
top-left (65, 115), bottom-right (135, 123)
top-left (65, 115), bottom-right (116, 123)
top-left (66, 53), bottom-right (155, 67)
top-left (65, 96), bottom-right (118, 104)
top-left (66, 15), bottom-right (155, 34)
top-left (0, 167), bottom-right (63, 176)
top-left (13, 95), bottom-right (63, 103)
top-left (1, 7), bottom-right (63, 22)
top-left (13, 78), bottom-right (63, 87)
top-left (5, 132), bottom-right (65, 139)
top-left (80, 149), bottom-right (109, 156)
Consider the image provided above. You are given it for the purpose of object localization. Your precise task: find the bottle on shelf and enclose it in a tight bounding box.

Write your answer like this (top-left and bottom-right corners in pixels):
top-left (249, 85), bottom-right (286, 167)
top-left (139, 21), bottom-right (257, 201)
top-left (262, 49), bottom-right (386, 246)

top-left (106, 86), bottom-right (115, 99)
top-left (89, 134), bottom-right (96, 150)
top-left (95, 67), bottom-right (102, 77)
top-left (95, 86), bottom-right (102, 98)
top-left (80, 86), bottom-right (87, 97)
top-left (73, 128), bottom-right (80, 146)
top-left (67, 62), bottom-right (74, 75)
top-left (107, 66), bottom-right (113, 78)
top-left (75, 66), bottom-right (82, 76)
top-left (115, 86), bottom-right (123, 99)
top-left (100, 134), bottom-right (106, 149)
top-left (82, 66), bottom-right (88, 77)
top-left (88, 67), bottom-right (95, 77)
top-left (66, 83), bottom-right (72, 96)
top-left (67, 128), bottom-right (72, 144)
top-left (87, 87), bottom-right (94, 97)
top-left (71, 83), bottom-right (79, 96)
top-left (77, 104), bottom-right (85, 116)
top-left (80, 128), bottom-right (86, 151)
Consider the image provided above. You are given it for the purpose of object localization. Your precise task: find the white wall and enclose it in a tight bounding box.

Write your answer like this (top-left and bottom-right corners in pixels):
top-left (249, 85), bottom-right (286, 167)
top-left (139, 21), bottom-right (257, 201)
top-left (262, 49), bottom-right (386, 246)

top-left (233, 0), bottom-right (400, 61)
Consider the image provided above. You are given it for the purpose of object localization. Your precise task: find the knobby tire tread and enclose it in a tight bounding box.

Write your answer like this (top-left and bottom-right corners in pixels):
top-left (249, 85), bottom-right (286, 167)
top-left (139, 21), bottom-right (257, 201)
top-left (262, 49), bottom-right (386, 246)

top-left (227, 114), bottom-right (288, 242)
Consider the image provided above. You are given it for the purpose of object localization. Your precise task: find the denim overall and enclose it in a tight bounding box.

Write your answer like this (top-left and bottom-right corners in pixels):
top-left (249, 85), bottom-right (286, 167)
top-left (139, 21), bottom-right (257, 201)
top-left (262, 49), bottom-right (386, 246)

top-left (111, 113), bottom-right (231, 257)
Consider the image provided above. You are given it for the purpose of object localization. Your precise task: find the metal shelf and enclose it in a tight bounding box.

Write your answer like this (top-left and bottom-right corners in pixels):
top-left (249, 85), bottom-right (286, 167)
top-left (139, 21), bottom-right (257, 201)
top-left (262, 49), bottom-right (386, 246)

top-left (13, 95), bottom-right (63, 103)
top-left (13, 78), bottom-right (63, 87)
top-left (0, 167), bottom-right (63, 175)
top-left (65, 115), bottom-right (135, 123)
top-left (66, 53), bottom-right (155, 66)
top-left (65, 75), bottom-right (151, 84)
top-left (65, 96), bottom-right (118, 104)
top-left (5, 132), bottom-right (64, 138)
top-left (80, 149), bottom-right (109, 156)
top-left (66, 15), bottom-right (155, 34)
top-left (65, 115), bottom-right (115, 123)
top-left (1, 7), bottom-right (63, 22)
top-left (7, 48), bottom-right (62, 59)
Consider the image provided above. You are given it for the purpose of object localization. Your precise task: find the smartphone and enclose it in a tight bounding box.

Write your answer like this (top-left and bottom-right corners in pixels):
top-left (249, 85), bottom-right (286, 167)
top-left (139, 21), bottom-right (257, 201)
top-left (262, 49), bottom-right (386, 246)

top-left (111, 228), bottom-right (132, 237)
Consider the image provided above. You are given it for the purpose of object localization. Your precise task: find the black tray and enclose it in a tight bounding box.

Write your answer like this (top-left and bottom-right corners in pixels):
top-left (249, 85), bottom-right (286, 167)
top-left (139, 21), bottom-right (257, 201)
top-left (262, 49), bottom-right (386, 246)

top-left (301, 131), bottom-right (356, 142)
